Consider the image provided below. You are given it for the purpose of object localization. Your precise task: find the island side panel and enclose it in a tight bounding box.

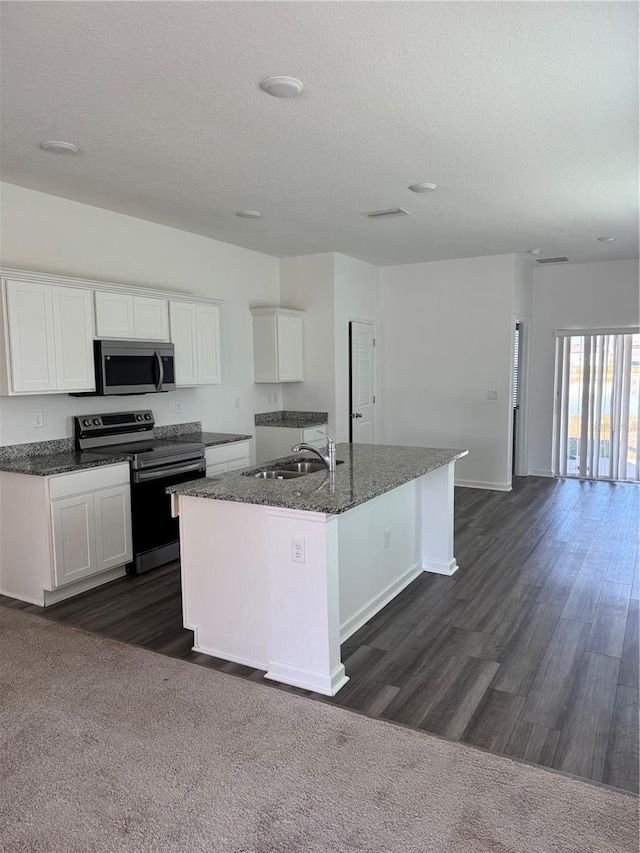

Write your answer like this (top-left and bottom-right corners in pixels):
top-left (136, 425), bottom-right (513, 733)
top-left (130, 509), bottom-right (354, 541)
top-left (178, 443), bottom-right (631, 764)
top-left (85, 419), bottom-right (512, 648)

top-left (178, 496), bottom-right (271, 669)
top-left (265, 508), bottom-right (348, 696)
top-left (418, 461), bottom-right (458, 575)
top-left (337, 478), bottom-right (422, 642)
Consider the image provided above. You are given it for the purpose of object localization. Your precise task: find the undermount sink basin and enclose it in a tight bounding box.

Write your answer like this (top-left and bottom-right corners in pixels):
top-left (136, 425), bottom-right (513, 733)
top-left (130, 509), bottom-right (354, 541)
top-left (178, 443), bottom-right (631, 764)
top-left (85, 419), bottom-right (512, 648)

top-left (253, 469), bottom-right (307, 480)
top-left (276, 461), bottom-right (327, 474)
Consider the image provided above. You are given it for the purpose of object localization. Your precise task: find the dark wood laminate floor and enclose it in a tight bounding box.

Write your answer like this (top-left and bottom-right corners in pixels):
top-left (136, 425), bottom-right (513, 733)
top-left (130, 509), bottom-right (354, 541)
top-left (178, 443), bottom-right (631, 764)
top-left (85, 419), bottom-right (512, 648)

top-left (3, 476), bottom-right (638, 794)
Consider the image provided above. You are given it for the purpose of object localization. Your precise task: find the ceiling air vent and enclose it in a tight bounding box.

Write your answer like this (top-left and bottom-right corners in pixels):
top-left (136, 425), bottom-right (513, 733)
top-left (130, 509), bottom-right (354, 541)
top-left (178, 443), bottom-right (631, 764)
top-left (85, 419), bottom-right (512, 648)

top-left (537, 256), bottom-right (569, 264)
top-left (361, 207), bottom-right (410, 219)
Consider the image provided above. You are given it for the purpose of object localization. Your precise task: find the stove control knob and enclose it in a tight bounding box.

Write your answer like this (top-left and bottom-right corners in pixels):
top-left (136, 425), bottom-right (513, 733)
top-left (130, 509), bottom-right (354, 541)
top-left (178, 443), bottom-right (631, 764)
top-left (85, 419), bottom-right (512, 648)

top-left (144, 413), bottom-right (152, 420)
top-left (93, 418), bottom-right (101, 426)
top-left (83, 419), bottom-right (91, 427)
top-left (136, 414), bottom-right (144, 421)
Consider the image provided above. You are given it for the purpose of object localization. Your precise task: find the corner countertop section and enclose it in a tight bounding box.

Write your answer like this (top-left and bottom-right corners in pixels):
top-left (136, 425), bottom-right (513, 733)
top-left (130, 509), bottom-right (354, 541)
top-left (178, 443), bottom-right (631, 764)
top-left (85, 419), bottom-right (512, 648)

top-left (0, 452), bottom-right (131, 477)
top-left (175, 432), bottom-right (252, 447)
top-left (167, 443), bottom-right (468, 515)
top-left (255, 410), bottom-right (328, 429)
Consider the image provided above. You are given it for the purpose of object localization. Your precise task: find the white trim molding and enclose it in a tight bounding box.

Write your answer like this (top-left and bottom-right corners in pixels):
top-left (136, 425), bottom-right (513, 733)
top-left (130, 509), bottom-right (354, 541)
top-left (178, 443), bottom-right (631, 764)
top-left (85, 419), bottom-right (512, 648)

top-left (422, 557), bottom-right (458, 576)
top-left (529, 469), bottom-right (554, 478)
top-left (265, 660), bottom-right (349, 696)
top-left (455, 479), bottom-right (513, 491)
top-left (0, 267), bottom-right (225, 306)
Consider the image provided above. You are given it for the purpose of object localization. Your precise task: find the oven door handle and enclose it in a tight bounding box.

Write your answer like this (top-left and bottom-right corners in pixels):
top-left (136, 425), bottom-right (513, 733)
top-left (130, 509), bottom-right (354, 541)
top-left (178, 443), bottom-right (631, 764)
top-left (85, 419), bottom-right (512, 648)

top-left (133, 461), bottom-right (205, 483)
top-left (154, 350), bottom-right (164, 391)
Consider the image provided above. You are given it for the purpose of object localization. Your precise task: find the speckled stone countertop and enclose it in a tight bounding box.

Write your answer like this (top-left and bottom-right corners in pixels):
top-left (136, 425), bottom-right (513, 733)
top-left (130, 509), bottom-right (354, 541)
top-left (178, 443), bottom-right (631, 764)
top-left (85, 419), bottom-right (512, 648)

top-left (0, 425), bottom-right (251, 476)
top-left (0, 452), bottom-right (131, 477)
top-left (173, 432), bottom-right (252, 447)
top-left (255, 410), bottom-right (328, 429)
top-left (167, 443), bottom-right (468, 515)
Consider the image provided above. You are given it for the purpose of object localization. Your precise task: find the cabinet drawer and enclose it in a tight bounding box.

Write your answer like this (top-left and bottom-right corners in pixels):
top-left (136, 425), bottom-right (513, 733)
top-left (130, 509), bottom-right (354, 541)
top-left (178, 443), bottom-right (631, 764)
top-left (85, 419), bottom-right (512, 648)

top-left (49, 463), bottom-right (130, 500)
top-left (205, 441), bottom-right (250, 467)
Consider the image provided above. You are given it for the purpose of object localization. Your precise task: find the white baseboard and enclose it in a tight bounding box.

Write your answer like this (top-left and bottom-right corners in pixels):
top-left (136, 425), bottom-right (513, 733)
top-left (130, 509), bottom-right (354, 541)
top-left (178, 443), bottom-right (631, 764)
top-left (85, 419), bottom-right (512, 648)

top-left (339, 561), bottom-right (422, 643)
top-left (421, 558), bottom-right (459, 576)
top-left (529, 469), bottom-right (554, 478)
top-left (455, 479), bottom-right (512, 492)
top-left (265, 661), bottom-right (349, 696)
top-left (192, 636), bottom-right (266, 671)
top-left (0, 588), bottom-right (44, 607)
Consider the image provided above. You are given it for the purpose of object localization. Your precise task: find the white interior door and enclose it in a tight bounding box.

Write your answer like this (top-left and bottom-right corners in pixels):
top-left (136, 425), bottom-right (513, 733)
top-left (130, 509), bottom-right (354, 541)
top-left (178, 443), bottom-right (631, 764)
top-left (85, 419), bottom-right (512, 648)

top-left (349, 321), bottom-right (376, 443)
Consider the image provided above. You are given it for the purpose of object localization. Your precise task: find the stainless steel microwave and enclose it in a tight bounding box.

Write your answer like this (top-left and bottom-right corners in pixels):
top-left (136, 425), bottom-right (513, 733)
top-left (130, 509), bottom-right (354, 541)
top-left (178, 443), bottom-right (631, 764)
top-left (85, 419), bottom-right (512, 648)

top-left (90, 339), bottom-right (176, 395)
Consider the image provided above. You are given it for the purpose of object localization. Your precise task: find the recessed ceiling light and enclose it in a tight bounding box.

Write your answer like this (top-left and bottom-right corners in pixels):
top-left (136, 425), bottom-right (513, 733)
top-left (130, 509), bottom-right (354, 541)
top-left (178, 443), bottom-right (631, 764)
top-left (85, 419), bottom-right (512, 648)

top-left (259, 76), bottom-right (304, 98)
top-left (235, 210), bottom-right (262, 219)
top-left (527, 248), bottom-right (541, 257)
top-left (40, 140), bottom-right (79, 155)
top-left (408, 182), bottom-right (437, 193)
top-left (597, 236), bottom-right (617, 242)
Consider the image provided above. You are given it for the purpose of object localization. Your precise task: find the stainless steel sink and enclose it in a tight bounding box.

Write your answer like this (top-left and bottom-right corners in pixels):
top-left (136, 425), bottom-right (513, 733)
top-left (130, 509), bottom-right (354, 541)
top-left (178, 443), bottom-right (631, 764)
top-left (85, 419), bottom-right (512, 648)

top-left (275, 461), bottom-right (327, 474)
top-left (253, 469), bottom-right (306, 480)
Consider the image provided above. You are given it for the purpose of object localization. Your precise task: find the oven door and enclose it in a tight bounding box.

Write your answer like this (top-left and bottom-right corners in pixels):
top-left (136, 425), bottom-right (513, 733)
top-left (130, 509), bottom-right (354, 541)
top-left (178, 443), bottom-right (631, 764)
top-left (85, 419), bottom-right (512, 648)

top-left (130, 459), bottom-right (205, 573)
top-left (96, 341), bottom-right (176, 395)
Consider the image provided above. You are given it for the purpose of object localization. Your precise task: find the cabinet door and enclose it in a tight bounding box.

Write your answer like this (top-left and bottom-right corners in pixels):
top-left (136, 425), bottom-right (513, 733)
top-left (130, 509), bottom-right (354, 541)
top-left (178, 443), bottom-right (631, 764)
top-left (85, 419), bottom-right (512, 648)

top-left (133, 296), bottom-right (169, 341)
top-left (51, 494), bottom-right (97, 587)
top-left (51, 286), bottom-right (95, 391)
top-left (276, 314), bottom-right (304, 381)
top-left (169, 301), bottom-right (198, 386)
top-left (5, 279), bottom-right (57, 393)
top-left (94, 485), bottom-right (132, 572)
top-left (95, 291), bottom-right (135, 338)
top-left (196, 305), bottom-right (221, 384)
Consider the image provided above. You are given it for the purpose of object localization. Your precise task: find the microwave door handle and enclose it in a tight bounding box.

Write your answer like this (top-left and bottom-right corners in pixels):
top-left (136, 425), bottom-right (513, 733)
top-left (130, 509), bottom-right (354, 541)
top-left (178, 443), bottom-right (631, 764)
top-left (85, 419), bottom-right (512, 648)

top-left (155, 351), bottom-right (164, 390)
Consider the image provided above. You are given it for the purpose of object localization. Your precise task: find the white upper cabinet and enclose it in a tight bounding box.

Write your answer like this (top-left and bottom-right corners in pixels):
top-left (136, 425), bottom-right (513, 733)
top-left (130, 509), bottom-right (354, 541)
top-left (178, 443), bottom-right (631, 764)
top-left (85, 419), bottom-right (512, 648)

top-left (169, 301), bottom-right (221, 386)
top-left (95, 291), bottom-right (135, 338)
top-left (51, 286), bottom-right (95, 391)
top-left (1, 279), bottom-right (94, 394)
top-left (132, 295), bottom-right (169, 341)
top-left (95, 291), bottom-right (169, 341)
top-left (0, 269), bottom-right (222, 395)
top-left (251, 307), bottom-right (304, 383)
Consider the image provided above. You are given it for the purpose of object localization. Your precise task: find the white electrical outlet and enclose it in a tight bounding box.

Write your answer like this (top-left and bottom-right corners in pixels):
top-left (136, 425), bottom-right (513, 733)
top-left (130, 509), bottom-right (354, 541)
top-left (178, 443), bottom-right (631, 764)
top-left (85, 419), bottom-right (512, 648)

top-left (384, 529), bottom-right (391, 550)
top-left (291, 537), bottom-right (306, 564)
top-left (273, 391), bottom-right (278, 405)
top-left (234, 397), bottom-right (240, 409)
top-left (487, 389), bottom-right (499, 401)
top-left (175, 401), bottom-right (182, 414)
top-left (33, 411), bottom-right (44, 429)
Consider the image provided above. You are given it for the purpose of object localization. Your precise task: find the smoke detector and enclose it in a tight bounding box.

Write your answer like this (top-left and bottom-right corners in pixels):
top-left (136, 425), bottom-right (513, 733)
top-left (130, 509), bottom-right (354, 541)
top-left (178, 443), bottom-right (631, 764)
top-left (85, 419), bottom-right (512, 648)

top-left (260, 77), bottom-right (304, 98)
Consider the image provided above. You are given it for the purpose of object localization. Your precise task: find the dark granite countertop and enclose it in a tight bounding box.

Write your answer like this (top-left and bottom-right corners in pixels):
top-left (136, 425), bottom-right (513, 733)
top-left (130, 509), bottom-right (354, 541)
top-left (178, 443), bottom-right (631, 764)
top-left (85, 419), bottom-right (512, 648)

top-left (255, 410), bottom-right (328, 429)
top-left (167, 443), bottom-right (468, 515)
top-left (175, 432), bottom-right (252, 447)
top-left (0, 452), bottom-right (131, 477)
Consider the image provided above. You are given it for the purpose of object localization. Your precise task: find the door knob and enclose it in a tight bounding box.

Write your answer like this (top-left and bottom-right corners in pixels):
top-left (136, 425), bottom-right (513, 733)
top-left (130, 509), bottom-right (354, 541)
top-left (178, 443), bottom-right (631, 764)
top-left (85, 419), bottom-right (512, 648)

top-left (352, 412), bottom-right (363, 419)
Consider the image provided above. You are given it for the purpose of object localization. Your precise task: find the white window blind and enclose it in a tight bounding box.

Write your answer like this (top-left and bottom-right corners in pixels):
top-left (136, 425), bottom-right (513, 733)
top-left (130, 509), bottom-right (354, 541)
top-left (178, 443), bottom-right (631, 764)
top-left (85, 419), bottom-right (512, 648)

top-left (553, 330), bottom-right (640, 482)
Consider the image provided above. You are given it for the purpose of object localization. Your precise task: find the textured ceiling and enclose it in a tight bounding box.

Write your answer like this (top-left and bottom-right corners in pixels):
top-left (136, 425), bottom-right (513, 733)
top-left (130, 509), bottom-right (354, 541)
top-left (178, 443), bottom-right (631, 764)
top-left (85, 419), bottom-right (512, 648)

top-left (0, 1), bottom-right (637, 266)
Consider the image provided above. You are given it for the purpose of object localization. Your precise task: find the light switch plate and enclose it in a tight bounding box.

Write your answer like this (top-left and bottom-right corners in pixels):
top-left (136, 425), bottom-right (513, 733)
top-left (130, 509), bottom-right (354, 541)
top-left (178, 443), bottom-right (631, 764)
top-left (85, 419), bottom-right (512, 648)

top-left (487, 389), bottom-right (499, 400)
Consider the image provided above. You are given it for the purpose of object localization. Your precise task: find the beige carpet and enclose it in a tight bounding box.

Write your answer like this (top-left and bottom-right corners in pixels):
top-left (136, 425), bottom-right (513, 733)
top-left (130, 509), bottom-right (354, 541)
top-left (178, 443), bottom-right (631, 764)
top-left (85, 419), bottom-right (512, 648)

top-left (0, 608), bottom-right (637, 853)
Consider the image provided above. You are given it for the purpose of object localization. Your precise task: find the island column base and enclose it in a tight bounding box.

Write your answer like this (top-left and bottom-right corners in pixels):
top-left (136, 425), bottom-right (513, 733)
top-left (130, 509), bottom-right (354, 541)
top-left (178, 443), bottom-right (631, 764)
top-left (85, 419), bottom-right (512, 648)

top-left (419, 461), bottom-right (459, 577)
top-left (265, 507), bottom-right (348, 696)
top-left (265, 661), bottom-right (349, 696)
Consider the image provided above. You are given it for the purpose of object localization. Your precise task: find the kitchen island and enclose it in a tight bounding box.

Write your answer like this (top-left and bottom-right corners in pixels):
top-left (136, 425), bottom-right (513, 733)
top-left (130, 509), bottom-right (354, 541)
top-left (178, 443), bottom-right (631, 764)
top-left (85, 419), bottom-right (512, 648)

top-left (168, 443), bottom-right (467, 695)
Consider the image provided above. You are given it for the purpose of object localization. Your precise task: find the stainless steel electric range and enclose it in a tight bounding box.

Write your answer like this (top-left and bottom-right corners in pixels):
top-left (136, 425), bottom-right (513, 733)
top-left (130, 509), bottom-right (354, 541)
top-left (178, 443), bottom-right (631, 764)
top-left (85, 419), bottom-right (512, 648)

top-left (75, 410), bottom-right (205, 574)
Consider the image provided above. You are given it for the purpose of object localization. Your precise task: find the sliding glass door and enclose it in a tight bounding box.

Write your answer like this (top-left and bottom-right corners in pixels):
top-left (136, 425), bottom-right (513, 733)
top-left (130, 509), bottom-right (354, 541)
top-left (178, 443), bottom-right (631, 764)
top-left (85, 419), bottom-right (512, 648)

top-left (553, 329), bottom-right (640, 482)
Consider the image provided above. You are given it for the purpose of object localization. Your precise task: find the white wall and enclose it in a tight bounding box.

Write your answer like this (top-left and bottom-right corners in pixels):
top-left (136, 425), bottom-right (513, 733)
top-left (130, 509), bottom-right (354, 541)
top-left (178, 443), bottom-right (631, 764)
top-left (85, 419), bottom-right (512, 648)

top-left (279, 253), bottom-right (336, 433)
top-left (528, 258), bottom-right (640, 476)
top-left (333, 254), bottom-right (382, 443)
top-left (0, 183), bottom-right (281, 448)
top-left (381, 254), bottom-right (516, 490)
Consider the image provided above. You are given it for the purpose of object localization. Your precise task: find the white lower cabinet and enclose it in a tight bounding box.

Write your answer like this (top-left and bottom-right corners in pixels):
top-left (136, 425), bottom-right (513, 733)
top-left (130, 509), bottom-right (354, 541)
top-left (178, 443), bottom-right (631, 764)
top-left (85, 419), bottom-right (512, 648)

top-left (205, 441), bottom-right (250, 477)
top-left (51, 492), bottom-right (97, 587)
top-left (255, 425), bottom-right (327, 465)
top-left (0, 463), bottom-right (132, 606)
